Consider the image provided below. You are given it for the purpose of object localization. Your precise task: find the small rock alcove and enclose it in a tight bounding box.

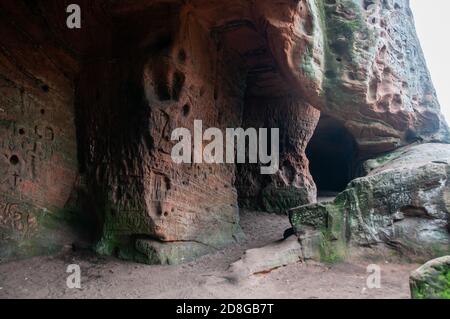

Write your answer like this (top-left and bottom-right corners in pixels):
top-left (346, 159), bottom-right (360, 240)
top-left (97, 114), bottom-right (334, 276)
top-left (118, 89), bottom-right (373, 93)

top-left (306, 115), bottom-right (358, 196)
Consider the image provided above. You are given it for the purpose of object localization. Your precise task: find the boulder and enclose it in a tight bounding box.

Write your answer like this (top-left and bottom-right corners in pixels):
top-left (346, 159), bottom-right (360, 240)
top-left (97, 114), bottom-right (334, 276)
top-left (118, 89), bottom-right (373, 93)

top-left (227, 236), bottom-right (303, 282)
top-left (290, 143), bottom-right (450, 262)
top-left (410, 256), bottom-right (450, 299)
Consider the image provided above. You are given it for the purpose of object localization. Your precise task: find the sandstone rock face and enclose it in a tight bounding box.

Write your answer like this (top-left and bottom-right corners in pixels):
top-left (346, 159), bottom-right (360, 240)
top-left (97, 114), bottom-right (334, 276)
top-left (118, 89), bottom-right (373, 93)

top-left (0, 0), bottom-right (448, 264)
top-left (76, 0), bottom-right (327, 261)
top-left (410, 256), bottom-right (450, 299)
top-left (77, 16), bottom-right (246, 260)
top-left (290, 143), bottom-right (450, 262)
top-left (319, 0), bottom-right (449, 155)
top-left (238, 98), bottom-right (320, 212)
top-left (0, 1), bottom-right (81, 261)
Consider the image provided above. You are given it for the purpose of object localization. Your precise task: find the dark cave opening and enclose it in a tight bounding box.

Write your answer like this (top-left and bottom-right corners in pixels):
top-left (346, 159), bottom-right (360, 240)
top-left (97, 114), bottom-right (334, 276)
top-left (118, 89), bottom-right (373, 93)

top-left (306, 115), bottom-right (358, 195)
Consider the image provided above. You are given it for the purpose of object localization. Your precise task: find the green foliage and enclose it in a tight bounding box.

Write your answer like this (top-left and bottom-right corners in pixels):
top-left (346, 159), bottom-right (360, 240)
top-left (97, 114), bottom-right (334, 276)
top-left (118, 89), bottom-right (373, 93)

top-left (412, 266), bottom-right (450, 299)
top-left (438, 269), bottom-right (450, 299)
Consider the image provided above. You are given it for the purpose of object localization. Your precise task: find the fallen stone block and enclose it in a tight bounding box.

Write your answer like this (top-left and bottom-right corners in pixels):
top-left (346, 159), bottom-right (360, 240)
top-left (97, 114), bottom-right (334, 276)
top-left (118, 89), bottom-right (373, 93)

top-left (227, 236), bottom-right (302, 281)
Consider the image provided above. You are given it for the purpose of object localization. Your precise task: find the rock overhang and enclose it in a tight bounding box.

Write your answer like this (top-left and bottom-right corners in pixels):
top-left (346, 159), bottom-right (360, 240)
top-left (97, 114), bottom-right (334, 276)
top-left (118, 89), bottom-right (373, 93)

top-left (0, 0), bottom-right (449, 264)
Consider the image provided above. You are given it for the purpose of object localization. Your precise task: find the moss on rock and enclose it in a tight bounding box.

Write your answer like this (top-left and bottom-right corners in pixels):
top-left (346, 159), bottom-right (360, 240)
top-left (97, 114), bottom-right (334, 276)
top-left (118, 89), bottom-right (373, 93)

top-left (410, 256), bottom-right (450, 299)
top-left (289, 144), bottom-right (450, 263)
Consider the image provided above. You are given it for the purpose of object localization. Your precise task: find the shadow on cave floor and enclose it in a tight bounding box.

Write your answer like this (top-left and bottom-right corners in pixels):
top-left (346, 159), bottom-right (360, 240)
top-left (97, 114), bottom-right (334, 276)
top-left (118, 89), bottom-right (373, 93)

top-left (0, 210), bottom-right (417, 299)
top-left (307, 115), bottom-right (358, 201)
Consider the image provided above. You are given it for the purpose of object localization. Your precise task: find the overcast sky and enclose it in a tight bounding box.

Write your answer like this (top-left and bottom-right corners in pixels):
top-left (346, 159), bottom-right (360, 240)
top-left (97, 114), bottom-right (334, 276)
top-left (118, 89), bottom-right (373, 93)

top-left (410, 0), bottom-right (450, 123)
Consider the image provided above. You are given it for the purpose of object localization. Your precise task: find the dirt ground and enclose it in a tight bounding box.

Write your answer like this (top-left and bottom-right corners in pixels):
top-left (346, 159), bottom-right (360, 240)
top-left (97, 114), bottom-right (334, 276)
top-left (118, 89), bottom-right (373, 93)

top-left (0, 210), bottom-right (418, 299)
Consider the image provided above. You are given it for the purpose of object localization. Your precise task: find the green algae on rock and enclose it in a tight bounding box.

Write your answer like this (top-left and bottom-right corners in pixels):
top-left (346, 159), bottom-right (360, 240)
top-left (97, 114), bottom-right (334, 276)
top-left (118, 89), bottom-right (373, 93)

top-left (410, 256), bottom-right (450, 299)
top-left (290, 143), bottom-right (450, 263)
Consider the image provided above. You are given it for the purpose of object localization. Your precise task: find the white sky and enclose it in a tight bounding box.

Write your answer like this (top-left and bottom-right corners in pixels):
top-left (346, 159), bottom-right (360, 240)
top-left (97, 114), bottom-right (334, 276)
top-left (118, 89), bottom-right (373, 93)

top-left (410, 0), bottom-right (450, 123)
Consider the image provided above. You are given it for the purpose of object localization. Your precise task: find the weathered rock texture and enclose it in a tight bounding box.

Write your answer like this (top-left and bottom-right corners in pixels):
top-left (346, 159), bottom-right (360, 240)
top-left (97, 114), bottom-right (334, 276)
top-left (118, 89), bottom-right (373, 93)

top-left (227, 236), bottom-right (303, 282)
top-left (0, 0), bottom-right (448, 263)
top-left (290, 143), bottom-right (450, 262)
top-left (410, 256), bottom-right (450, 299)
top-left (0, 1), bottom-right (82, 260)
top-left (319, 0), bottom-right (449, 154)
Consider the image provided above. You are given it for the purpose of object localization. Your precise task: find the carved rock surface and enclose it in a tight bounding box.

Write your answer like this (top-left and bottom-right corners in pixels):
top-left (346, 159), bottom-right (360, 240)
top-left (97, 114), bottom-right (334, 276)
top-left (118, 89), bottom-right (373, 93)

top-left (0, 0), bottom-right (448, 263)
top-left (0, 1), bottom-right (81, 260)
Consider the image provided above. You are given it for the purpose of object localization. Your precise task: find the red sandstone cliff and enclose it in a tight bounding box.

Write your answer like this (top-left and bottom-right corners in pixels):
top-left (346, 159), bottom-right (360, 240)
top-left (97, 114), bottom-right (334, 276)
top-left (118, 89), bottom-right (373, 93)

top-left (0, 0), bottom-right (448, 263)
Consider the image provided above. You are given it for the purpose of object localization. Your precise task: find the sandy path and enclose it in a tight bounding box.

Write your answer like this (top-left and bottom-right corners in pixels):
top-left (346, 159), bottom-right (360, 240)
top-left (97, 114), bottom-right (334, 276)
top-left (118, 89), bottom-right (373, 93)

top-left (0, 211), bottom-right (417, 299)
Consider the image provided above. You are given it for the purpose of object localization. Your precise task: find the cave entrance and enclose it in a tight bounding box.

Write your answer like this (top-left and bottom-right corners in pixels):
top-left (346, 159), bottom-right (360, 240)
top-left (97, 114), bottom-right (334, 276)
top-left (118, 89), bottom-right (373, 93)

top-left (306, 115), bottom-right (357, 197)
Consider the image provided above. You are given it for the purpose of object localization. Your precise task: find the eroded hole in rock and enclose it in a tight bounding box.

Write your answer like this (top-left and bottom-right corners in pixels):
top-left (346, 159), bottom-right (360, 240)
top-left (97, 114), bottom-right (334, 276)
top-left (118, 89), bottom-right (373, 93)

top-left (400, 206), bottom-right (430, 219)
top-left (306, 115), bottom-right (358, 195)
top-left (182, 104), bottom-right (190, 117)
top-left (9, 155), bottom-right (19, 165)
top-left (41, 84), bottom-right (50, 93)
top-left (178, 49), bottom-right (187, 63)
top-left (172, 71), bottom-right (185, 101)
